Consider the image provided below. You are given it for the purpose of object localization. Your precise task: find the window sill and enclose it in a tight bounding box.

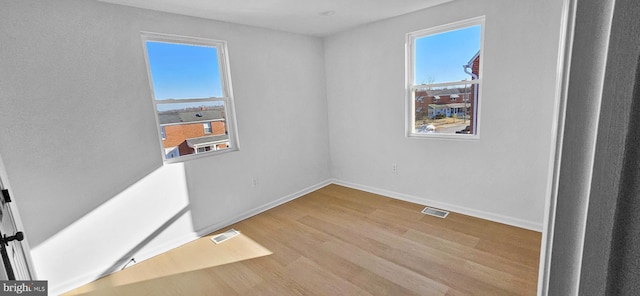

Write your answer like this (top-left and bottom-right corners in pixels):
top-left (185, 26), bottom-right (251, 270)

top-left (163, 146), bottom-right (239, 164)
top-left (407, 132), bottom-right (480, 140)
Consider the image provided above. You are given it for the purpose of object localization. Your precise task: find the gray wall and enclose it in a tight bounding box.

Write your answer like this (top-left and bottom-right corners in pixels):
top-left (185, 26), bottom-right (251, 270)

top-left (607, 49), bottom-right (640, 294)
top-left (324, 0), bottom-right (565, 230)
top-left (546, 0), bottom-right (615, 293)
top-left (580, 0), bottom-right (640, 294)
top-left (0, 0), bottom-right (330, 293)
top-left (546, 0), bottom-right (640, 294)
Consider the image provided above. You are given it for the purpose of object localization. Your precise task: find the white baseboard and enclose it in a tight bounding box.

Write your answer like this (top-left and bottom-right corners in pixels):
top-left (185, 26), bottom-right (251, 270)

top-left (54, 179), bottom-right (332, 295)
top-left (55, 178), bottom-right (540, 294)
top-left (53, 227), bottom-right (203, 295)
top-left (330, 179), bottom-right (543, 232)
top-left (194, 179), bottom-right (332, 237)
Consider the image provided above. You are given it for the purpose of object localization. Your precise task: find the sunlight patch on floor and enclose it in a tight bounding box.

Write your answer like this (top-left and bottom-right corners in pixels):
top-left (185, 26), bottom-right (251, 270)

top-left (64, 232), bottom-right (271, 295)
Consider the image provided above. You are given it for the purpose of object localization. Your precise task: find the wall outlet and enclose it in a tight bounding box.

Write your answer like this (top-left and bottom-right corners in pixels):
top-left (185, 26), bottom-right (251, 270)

top-left (392, 163), bottom-right (398, 173)
top-left (251, 177), bottom-right (259, 187)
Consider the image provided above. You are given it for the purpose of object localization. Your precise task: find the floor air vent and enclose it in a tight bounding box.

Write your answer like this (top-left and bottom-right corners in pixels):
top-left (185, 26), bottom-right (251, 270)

top-left (421, 207), bottom-right (449, 218)
top-left (211, 228), bottom-right (240, 244)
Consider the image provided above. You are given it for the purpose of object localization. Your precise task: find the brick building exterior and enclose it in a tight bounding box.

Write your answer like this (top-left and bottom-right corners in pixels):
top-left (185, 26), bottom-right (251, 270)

top-left (414, 88), bottom-right (471, 119)
top-left (414, 51), bottom-right (480, 134)
top-left (159, 107), bottom-right (229, 158)
top-left (467, 51), bottom-right (480, 133)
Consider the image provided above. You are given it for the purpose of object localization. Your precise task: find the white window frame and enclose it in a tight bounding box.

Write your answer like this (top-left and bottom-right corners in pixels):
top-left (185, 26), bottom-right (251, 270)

top-left (141, 32), bottom-right (240, 162)
top-left (405, 16), bottom-right (485, 140)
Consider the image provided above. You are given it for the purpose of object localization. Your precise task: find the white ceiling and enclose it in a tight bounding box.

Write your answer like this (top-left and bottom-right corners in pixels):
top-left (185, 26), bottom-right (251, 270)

top-left (97, 0), bottom-right (453, 36)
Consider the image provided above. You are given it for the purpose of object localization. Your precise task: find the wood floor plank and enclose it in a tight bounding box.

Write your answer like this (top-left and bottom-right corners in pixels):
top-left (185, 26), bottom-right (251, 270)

top-left (295, 214), bottom-right (513, 295)
top-left (474, 237), bottom-right (541, 267)
top-left (321, 239), bottom-right (450, 296)
top-left (462, 260), bottom-right (537, 296)
top-left (284, 257), bottom-right (373, 296)
top-left (402, 229), bottom-right (538, 281)
top-left (348, 268), bottom-right (425, 296)
top-left (241, 257), bottom-right (310, 296)
top-left (208, 262), bottom-right (263, 295)
top-left (231, 221), bottom-right (301, 267)
top-left (326, 216), bottom-right (519, 294)
top-left (368, 207), bottom-right (481, 247)
top-left (64, 184), bottom-right (542, 296)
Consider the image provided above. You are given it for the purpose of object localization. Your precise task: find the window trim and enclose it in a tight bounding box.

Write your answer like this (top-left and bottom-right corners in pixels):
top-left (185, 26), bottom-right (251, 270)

top-left (141, 32), bottom-right (240, 162)
top-left (405, 16), bottom-right (485, 140)
top-left (203, 122), bottom-right (212, 134)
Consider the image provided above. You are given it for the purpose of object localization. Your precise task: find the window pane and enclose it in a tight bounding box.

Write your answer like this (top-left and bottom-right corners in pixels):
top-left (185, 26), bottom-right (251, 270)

top-left (408, 17), bottom-right (483, 138)
top-left (414, 25), bottom-right (481, 85)
top-left (146, 41), bottom-right (223, 99)
top-left (144, 34), bottom-right (236, 161)
top-left (414, 83), bottom-right (478, 135)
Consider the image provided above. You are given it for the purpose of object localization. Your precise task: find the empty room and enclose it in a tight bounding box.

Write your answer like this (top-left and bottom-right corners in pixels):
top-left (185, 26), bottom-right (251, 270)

top-left (1, 0), bottom-right (639, 295)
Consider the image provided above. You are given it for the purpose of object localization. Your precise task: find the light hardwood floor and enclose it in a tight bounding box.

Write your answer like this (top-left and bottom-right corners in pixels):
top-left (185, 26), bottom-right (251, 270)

top-left (64, 184), bottom-right (541, 295)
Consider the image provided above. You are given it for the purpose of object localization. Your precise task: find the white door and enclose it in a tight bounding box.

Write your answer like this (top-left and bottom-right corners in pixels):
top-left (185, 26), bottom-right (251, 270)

top-left (0, 159), bottom-right (34, 280)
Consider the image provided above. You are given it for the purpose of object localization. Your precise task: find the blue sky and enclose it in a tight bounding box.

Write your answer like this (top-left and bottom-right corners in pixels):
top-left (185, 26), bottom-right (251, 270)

top-left (145, 27), bottom-right (479, 106)
top-left (414, 25), bottom-right (481, 84)
top-left (146, 41), bottom-right (223, 100)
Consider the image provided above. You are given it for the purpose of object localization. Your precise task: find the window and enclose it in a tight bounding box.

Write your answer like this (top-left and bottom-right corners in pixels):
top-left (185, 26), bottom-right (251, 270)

top-left (142, 32), bottom-right (238, 161)
top-left (406, 16), bottom-right (484, 138)
top-left (197, 146), bottom-right (212, 153)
